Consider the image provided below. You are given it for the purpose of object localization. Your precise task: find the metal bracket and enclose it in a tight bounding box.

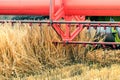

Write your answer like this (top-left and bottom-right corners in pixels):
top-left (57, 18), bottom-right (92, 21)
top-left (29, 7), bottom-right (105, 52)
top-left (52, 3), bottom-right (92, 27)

top-left (49, 0), bottom-right (85, 42)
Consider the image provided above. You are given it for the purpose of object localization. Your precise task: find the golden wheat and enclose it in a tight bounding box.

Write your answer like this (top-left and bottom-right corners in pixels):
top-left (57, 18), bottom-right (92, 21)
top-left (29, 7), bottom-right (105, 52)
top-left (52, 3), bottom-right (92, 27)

top-left (0, 23), bottom-right (119, 80)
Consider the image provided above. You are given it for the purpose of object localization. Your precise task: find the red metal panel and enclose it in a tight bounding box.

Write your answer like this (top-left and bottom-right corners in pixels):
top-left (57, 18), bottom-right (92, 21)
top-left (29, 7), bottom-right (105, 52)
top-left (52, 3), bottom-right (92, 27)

top-left (65, 0), bottom-right (120, 10)
top-left (0, 0), bottom-right (48, 15)
top-left (0, 0), bottom-right (120, 16)
top-left (0, 0), bottom-right (61, 15)
top-left (65, 0), bottom-right (120, 16)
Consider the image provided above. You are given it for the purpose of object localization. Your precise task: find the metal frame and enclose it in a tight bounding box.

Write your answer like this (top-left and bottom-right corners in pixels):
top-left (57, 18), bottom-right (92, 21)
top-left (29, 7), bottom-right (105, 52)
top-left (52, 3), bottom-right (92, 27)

top-left (49, 0), bottom-right (85, 41)
top-left (0, 0), bottom-right (119, 47)
top-left (2, 20), bottom-right (120, 24)
top-left (53, 41), bottom-right (120, 48)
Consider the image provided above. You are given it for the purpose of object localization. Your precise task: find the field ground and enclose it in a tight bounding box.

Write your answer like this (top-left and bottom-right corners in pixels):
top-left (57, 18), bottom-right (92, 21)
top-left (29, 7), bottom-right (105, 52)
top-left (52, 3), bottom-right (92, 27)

top-left (11, 63), bottom-right (120, 80)
top-left (0, 23), bottom-right (119, 80)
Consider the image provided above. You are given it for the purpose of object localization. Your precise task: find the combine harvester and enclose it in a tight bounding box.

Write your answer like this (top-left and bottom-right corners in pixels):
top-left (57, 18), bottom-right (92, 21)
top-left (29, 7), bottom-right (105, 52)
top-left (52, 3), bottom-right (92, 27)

top-left (0, 0), bottom-right (120, 48)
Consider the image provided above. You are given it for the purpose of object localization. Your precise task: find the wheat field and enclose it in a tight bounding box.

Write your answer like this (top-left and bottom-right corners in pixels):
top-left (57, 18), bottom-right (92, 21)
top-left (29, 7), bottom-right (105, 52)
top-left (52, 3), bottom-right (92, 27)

top-left (0, 23), bottom-right (119, 80)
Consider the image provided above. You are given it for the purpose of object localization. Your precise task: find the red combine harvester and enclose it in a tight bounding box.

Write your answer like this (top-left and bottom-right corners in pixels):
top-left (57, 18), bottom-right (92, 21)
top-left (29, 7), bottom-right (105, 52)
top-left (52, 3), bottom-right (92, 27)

top-left (0, 0), bottom-right (120, 48)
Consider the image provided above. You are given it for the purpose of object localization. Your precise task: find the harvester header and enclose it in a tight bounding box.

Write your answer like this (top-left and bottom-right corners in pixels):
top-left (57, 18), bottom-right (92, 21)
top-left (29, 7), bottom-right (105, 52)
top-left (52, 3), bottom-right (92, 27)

top-left (0, 0), bottom-right (120, 48)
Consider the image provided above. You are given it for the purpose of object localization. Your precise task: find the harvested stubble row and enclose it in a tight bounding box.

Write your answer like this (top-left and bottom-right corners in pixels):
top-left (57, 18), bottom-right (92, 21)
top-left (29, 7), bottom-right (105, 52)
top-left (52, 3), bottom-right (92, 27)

top-left (0, 23), bottom-right (119, 79)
